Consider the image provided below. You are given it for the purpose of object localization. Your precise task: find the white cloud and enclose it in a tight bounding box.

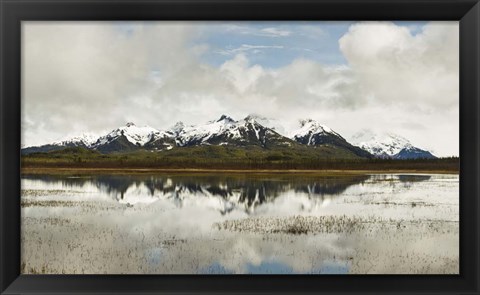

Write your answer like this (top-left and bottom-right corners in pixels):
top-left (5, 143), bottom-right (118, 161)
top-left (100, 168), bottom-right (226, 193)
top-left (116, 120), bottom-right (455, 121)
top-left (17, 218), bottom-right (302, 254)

top-left (337, 21), bottom-right (459, 156)
top-left (222, 24), bottom-right (292, 38)
top-left (260, 27), bottom-right (291, 37)
top-left (216, 44), bottom-right (284, 56)
top-left (22, 21), bottom-right (459, 156)
top-left (22, 22), bottom-right (199, 143)
top-left (220, 54), bottom-right (265, 93)
top-left (339, 21), bottom-right (459, 110)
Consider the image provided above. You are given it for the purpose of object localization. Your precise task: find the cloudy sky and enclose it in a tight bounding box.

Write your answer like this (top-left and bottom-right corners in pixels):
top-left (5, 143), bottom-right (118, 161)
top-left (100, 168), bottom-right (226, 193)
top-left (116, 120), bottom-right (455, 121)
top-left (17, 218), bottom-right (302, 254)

top-left (22, 21), bottom-right (459, 156)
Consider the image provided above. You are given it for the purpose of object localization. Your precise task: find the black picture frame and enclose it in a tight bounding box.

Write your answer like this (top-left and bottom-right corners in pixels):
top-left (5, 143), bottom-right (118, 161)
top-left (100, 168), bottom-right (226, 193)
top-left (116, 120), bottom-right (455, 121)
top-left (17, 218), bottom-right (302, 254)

top-left (1, 0), bottom-right (479, 294)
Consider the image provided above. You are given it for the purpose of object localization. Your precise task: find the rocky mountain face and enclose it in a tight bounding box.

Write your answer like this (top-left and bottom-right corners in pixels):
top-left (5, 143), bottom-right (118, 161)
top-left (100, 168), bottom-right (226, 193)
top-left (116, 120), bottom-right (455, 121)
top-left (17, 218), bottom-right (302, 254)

top-left (174, 115), bottom-right (294, 148)
top-left (392, 146), bottom-right (437, 160)
top-left (290, 119), bottom-right (372, 158)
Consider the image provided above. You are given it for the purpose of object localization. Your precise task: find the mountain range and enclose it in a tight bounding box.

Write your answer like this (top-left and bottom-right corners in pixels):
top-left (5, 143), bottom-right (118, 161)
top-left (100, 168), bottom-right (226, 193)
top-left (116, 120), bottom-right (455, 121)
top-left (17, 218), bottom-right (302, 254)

top-left (21, 115), bottom-right (436, 159)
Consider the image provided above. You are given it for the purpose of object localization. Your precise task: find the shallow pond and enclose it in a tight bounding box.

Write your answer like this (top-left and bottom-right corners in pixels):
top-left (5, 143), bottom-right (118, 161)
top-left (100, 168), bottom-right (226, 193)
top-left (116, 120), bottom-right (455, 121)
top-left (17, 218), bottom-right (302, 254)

top-left (21, 173), bottom-right (459, 274)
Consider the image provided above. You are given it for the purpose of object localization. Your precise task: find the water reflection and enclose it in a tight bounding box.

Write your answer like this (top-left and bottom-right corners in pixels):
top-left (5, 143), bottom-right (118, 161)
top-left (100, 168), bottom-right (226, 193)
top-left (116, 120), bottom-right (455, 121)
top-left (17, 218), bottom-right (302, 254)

top-left (22, 174), bottom-right (369, 211)
top-left (20, 173), bottom-right (459, 274)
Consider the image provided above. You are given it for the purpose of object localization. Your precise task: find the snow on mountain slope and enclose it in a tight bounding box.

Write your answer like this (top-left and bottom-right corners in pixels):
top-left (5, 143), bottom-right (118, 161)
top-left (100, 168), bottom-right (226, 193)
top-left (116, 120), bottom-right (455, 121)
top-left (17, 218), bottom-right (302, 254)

top-left (243, 113), bottom-right (286, 135)
top-left (23, 117), bottom-right (434, 160)
top-left (350, 130), bottom-right (436, 159)
top-left (92, 122), bottom-right (170, 148)
top-left (290, 119), bottom-right (372, 158)
top-left (44, 122), bottom-right (177, 154)
top-left (170, 122), bottom-right (186, 137)
top-left (52, 133), bottom-right (99, 148)
top-left (173, 115), bottom-right (291, 147)
top-left (350, 130), bottom-right (413, 158)
top-left (242, 115), bottom-right (270, 143)
top-left (290, 119), bottom-right (344, 145)
top-left (174, 115), bottom-right (241, 146)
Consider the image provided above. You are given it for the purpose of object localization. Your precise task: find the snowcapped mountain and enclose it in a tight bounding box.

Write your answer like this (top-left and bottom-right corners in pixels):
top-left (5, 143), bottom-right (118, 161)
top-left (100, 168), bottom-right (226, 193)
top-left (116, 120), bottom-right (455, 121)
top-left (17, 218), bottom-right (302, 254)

top-left (241, 114), bottom-right (287, 134)
top-left (93, 122), bottom-right (162, 147)
top-left (52, 133), bottom-right (98, 148)
top-left (350, 130), bottom-right (411, 157)
top-left (22, 116), bottom-right (436, 160)
top-left (169, 122), bottom-right (186, 137)
top-left (350, 130), bottom-right (436, 159)
top-left (22, 123), bottom-right (176, 154)
top-left (91, 122), bottom-right (175, 153)
top-left (290, 119), bottom-right (343, 144)
top-left (173, 115), bottom-right (238, 147)
top-left (21, 133), bottom-right (100, 155)
top-left (21, 116), bottom-right (295, 155)
top-left (290, 119), bottom-right (372, 158)
top-left (174, 115), bottom-right (294, 148)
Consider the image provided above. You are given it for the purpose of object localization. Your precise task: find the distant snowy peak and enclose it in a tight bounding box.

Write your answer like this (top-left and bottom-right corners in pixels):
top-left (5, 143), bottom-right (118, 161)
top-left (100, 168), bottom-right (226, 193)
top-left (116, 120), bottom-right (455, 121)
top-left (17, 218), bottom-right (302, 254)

top-left (53, 133), bottom-right (98, 148)
top-left (392, 146), bottom-right (436, 159)
top-left (291, 119), bottom-right (343, 145)
top-left (350, 130), bottom-right (435, 159)
top-left (93, 122), bottom-right (166, 147)
top-left (351, 131), bottom-right (411, 158)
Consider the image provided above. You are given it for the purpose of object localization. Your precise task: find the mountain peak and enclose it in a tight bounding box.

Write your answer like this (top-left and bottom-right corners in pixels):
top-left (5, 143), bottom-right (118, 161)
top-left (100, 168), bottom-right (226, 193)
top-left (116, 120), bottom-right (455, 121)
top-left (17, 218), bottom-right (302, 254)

top-left (52, 132), bottom-right (99, 148)
top-left (244, 114), bottom-right (266, 121)
top-left (217, 115), bottom-right (235, 123)
top-left (290, 120), bottom-right (373, 157)
top-left (171, 121), bottom-right (185, 129)
top-left (350, 131), bottom-right (435, 159)
top-left (170, 121), bottom-right (185, 137)
top-left (291, 119), bottom-right (346, 146)
top-left (299, 118), bottom-right (315, 127)
top-left (351, 131), bottom-right (411, 148)
top-left (296, 119), bottom-right (336, 135)
top-left (22, 115), bottom-right (434, 159)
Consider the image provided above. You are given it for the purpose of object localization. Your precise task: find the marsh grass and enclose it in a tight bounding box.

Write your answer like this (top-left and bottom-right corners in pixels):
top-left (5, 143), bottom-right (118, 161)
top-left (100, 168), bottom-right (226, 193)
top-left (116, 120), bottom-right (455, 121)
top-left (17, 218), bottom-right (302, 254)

top-left (213, 215), bottom-right (456, 235)
top-left (21, 199), bottom-right (458, 274)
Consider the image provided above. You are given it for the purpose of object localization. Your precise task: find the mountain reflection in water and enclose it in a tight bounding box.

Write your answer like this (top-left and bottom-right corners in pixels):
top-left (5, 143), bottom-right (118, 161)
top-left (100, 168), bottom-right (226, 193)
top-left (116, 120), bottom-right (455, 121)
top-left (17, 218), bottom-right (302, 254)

top-left (22, 174), bottom-right (372, 211)
top-left (20, 172), bottom-right (458, 274)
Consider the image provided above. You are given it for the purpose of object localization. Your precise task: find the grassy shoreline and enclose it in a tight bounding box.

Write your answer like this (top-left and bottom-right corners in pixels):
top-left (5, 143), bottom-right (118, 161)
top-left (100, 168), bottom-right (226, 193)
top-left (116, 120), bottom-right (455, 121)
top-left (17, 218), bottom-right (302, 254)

top-left (21, 146), bottom-right (459, 173)
top-left (21, 167), bottom-right (459, 175)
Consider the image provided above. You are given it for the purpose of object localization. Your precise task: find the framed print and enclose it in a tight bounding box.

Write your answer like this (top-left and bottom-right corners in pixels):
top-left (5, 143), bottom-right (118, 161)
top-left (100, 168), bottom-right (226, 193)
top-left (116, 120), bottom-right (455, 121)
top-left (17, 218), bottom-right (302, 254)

top-left (1, 0), bottom-right (479, 294)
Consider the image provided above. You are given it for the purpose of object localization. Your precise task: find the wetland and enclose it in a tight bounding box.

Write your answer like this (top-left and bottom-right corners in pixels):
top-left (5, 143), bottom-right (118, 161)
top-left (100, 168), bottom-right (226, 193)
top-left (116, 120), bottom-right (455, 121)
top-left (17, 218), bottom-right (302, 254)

top-left (21, 172), bottom-right (459, 274)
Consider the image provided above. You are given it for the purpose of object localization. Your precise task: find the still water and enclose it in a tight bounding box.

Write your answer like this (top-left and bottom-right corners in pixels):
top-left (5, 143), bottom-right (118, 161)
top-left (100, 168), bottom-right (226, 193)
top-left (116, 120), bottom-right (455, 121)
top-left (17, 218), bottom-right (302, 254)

top-left (21, 173), bottom-right (459, 274)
